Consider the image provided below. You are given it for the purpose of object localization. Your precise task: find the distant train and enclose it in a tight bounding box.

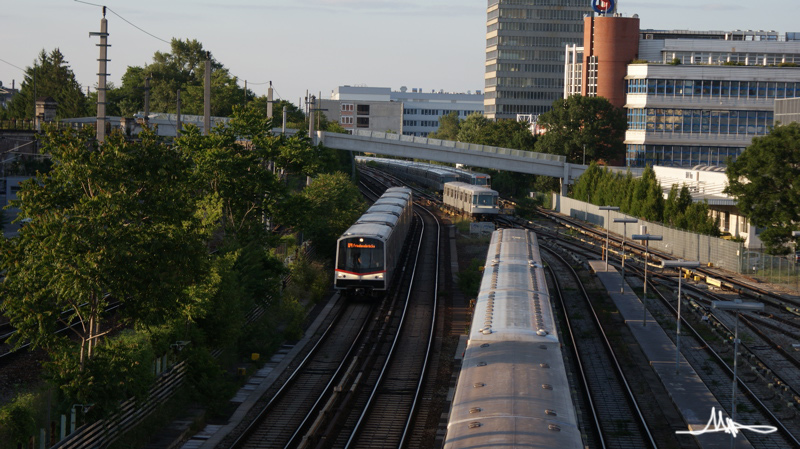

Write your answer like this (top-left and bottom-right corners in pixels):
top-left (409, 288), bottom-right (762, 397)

top-left (442, 182), bottom-right (499, 219)
top-left (443, 228), bottom-right (583, 449)
top-left (357, 156), bottom-right (500, 219)
top-left (356, 156), bottom-right (491, 191)
top-left (334, 187), bottom-right (414, 297)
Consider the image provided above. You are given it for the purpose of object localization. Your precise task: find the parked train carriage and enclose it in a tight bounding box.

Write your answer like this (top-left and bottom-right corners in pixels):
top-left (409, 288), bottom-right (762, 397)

top-left (442, 182), bottom-right (499, 219)
top-left (444, 229), bottom-right (583, 449)
top-left (455, 169), bottom-right (491, 187)
top-left (334, 191), bottom-right (414, 296)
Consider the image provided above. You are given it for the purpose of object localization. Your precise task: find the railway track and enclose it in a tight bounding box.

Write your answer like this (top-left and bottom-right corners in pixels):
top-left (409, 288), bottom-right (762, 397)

top-left (532, 214), bottom-right (800, 447)
top-left (543, 244), bottom-right (662, 449)
top-left (337, 205), bottom-right (441, 449)
top-left (222, 174), bottom-right (442, 449)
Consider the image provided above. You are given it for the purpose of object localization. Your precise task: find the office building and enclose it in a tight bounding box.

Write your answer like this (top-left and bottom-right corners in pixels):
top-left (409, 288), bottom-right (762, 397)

top-left (320, 86), bottom-right (483, 137)
top-left (484, 0), bottom-right (592, 120)
top-left (564, 17), bottom-right (800, 168)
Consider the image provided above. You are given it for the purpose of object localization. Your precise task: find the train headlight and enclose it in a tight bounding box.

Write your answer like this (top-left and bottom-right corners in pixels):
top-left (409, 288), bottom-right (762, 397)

top-left (338, 273), bottom-right (346, 279)
top-left (376, 274), bottom-right (384, 279)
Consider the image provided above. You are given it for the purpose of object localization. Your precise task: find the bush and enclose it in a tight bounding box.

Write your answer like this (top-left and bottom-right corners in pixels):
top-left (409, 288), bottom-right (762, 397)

top-left (43, 331), bottom-right (157, 419)
top-left (457, 259), bottom-right (484, 299)
top-left (0, 393), bottom-right (39, 448)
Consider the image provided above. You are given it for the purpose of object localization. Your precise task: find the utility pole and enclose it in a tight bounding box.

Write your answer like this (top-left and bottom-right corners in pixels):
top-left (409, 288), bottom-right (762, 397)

top-left (307, 94), bottom-right (315, 140)
top-left (244, 80), bottom-right (247, 107)
top-left (267, 81), bottom-right (274, 119)
top-left (89, 7), bottom-right (110, 143)
top-left (203, 51), bottom-right (211, 136)
top-left (176, 89), bottom-right (182, 137)
top-left (144, 75), bottom-right (151, 127)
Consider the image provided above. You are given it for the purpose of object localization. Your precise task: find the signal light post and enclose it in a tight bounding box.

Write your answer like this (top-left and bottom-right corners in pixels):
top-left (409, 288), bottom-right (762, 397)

top-left (712, 300), bottom-right (764, 448)
top-left (599, 206), bottom-right (620, 271)
top-left (614, 217), bottom-right (638, 293)
top-left (632, 230), bottom-right (662, 326)
top-left (661, 260), bottom-right (700, 374)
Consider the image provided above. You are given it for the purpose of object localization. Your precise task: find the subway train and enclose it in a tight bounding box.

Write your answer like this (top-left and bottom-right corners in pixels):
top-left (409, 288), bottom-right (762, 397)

top-left (334, 187), bottom-right (414, 297)
top-left (443, 228), bottom-right (583, 449)
top-left (356, 156), bottom-right (491, 191)
top-left (442, 182), bottom-right (499, 220)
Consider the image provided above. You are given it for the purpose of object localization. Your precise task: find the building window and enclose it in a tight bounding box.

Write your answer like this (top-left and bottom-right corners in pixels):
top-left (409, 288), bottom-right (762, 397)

top-left (341, 103), bottom-right (354, 112)
top-left (341, 116), bottom-right (353, 125)
top-left (357, 104), bottom-right (370, 115)
top-left (357, 117), bottom-right (370, 128)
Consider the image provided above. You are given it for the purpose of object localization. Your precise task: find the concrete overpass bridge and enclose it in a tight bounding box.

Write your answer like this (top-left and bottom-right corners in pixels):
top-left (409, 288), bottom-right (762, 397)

top-left (313, 129), bottom-right (587, 194)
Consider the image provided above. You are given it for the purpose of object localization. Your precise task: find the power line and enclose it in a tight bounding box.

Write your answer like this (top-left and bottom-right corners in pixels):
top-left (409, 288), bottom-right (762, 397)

top-left (0, 58), bottom-right (26, 73)
top-left (74, 0), bottom-right (170, 44)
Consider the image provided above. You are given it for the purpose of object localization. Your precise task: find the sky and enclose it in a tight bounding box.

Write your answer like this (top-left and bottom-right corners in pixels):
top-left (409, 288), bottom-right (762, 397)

top-left (1, 0), bottom-right (799, 109)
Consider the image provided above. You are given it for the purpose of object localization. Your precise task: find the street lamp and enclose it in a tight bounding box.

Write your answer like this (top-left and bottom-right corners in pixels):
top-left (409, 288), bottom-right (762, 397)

top-left (712, 299), bottom-right (764, 449)
top-left (599, 206), bottom-right (620, 270)
top-left (632, 230), bottom-right (662, 326)
top-left (614, 218), bottom-right (638, 293)
top-left (661, 260), bottom-right (700, 374)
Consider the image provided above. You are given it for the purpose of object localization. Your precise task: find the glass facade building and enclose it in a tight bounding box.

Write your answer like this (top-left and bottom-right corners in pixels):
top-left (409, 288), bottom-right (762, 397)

top-left (485, 0), bottom-right (591, 120)
top-left (625, 64), bottom-right (800, 168)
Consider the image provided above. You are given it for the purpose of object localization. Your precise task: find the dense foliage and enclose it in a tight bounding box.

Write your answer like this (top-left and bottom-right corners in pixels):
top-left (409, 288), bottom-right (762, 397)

top-left (573, 163), bottom-right (720, 236)
top-left (0, 104), bottom-right (361, 439)
top-left (104, 39), bottom-right (249, 117)
top-left (725, 123), bottom-right (800, 253)
top-left (2, 49), bottom-right (92, 120)
top-left (534, 95), bottom-right (627, 164)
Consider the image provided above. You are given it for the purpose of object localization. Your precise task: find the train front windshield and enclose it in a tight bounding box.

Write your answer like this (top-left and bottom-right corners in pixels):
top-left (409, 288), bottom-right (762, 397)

top-left (475, 193), bottom-right (498, 206)
top-left (338, 238), bottom-right (385, 274)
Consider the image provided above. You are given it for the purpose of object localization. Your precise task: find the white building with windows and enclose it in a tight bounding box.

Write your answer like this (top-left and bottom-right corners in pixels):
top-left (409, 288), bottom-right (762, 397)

top-left (320, 85), bottom-right (483, 137)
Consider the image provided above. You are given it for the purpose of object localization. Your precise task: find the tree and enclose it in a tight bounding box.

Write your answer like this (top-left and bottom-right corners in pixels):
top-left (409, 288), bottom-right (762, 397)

top-left (725, 123), bottom-right (800, 252)
top-left (109, 39), bottom-right (249, 117)
top-left (279, 172), bottom-right (366, 259)
top-left (534, 95), bottom-right (627, 164)
top-left (484, 119), bottom-right (537, 151)
top-left (456, 113), bottom-right (493, 144)
top-left (176, 106), bottom-right (282, 244)
top-left (0, 126), bottom-right (208, 412)
top-left (428, 111), bottom-right (460, 140)
top-left (5, 49), bottom-right (91, 119)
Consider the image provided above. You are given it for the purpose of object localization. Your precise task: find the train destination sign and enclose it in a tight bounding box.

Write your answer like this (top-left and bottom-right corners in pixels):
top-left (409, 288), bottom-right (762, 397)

top-left (348, 243), bottom-right (376, 249)
top-left (592, 0), bottom-right (616, 14)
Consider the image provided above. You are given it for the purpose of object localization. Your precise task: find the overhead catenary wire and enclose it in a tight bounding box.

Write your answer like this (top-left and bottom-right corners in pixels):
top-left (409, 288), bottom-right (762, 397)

top-left (0, 58), bottom-right (26, 73)
top-left (73, 1), bottom-right (283, 104)
top-left (74, 0), bottom-right (170, 44)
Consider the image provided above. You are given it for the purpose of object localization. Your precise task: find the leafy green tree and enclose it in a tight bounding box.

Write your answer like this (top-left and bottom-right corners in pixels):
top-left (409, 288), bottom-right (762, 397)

top-left (279, 172), bottom-right (366, 259)
top-left (534, 95), bottom-right (627, 163)
top-left (5, 49), bottom-right (91, 119)
top-left (484, 119), bottom-right (537, 150)
top-left (177, 106), bottom-right (282, 243)
top-left (725, 123), bottom-right (800, 252)
top-left (456, 113), bottom-right (493, 144)
top-left (0, 126), bottom-right (208, 413)
top-left (267, 99), bottom-right (305, 126)
top-left (428, 111), bottom-right (460, 140)
top-left (109, 39), bottom-right (249, 117)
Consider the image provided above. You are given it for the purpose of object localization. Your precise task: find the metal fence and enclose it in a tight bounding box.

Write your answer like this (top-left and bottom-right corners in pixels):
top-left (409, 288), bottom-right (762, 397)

top-left (553, 195), bottom-right (800, 294)
top-left (554, 195), bottom-right (744, 272)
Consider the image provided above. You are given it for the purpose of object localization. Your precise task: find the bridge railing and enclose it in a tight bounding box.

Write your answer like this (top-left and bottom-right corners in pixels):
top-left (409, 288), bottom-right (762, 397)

top-left (352, 130), bottom-right (565, 163)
